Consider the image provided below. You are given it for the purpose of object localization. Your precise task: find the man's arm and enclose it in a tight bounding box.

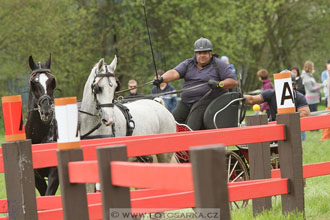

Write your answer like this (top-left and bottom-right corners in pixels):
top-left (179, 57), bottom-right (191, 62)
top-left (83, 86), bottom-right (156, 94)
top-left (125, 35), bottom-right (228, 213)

top-left (222, 78), bottom-right (238, 89)
top-left (298, 106), bottom-right (310, 117)
top-left (243, 94), bottom-right (264, 105)
top-left (161, 69), bottom-right (180, 83)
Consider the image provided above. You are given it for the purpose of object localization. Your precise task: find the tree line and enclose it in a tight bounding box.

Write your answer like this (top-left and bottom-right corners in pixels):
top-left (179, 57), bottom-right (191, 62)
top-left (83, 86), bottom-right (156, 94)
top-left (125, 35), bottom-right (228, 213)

top-left (1, 0), bottom-right (330, 100)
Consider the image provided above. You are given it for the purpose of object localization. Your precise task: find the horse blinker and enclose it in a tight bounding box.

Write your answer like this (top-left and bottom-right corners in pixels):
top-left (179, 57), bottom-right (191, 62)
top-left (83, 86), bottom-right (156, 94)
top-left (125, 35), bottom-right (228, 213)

top-left (92, 84), bottom-right (102, 94)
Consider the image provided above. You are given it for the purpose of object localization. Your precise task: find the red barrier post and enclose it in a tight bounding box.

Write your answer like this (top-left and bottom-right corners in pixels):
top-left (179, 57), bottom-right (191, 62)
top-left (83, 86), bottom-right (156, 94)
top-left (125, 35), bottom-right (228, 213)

top-left (2, 95), bottom-right (26, 142)
top-left (190, 145), bottom-right (230, 220)
top-left (246, 114), bottom-right (272, 215)
top-left (1, 95), bottom-right (37, 219)
top-left (277, 113), bottom-right (305, 216)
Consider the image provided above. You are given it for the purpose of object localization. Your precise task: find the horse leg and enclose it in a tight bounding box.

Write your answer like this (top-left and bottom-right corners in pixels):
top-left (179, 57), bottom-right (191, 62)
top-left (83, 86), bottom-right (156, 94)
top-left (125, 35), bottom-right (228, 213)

top-left (34, 169), bottom-right (47, 196)
top-left (45, 167), bottom-right (59, 195)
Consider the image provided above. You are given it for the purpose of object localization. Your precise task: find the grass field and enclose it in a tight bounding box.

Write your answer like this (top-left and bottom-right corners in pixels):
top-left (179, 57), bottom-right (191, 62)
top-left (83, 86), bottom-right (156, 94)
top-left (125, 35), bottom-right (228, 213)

top-left (230, 130), bottom-right (330, 220)
top-left (0, 114), bottom-right (329, 219)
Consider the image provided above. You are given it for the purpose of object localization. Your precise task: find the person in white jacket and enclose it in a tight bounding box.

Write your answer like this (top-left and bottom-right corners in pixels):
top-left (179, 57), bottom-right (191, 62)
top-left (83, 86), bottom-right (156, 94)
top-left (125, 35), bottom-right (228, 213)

top-left (301, 60), bottom-right (323, 112)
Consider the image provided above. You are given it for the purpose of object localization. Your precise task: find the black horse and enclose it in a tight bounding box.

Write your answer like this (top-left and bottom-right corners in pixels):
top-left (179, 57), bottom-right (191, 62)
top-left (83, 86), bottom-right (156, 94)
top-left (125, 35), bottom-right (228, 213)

top-left (25, 54), bottom-right (59, 196)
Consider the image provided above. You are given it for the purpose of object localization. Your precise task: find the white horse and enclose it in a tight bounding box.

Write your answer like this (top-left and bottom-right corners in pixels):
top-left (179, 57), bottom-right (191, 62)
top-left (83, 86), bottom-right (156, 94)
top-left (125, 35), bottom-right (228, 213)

top-left (79, 56), bottom-right (177, 163)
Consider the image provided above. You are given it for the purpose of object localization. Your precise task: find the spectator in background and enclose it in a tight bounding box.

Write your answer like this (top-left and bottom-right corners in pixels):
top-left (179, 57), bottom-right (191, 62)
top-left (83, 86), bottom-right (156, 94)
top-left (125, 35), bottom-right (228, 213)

top-left (151, 70), bottom-right (177, 112)
top-left (291, 66), bottom-right (306, 141)
top-left (301, 61), bottom-right (323, 113)
top-left (124, 79), bottom-right (142, 99)
top-left (291, 67), bottom-right (305, 95)
top-left (257, 69), bottom-right (274, 118)
top-left (244, 70), bottom-right (310, 121)
top-left (220, 56), bottom-right (236, 73)
top-left (321, 60), bottom-right (330, 107)
top-left (321, 76), bottom-right (330, 140)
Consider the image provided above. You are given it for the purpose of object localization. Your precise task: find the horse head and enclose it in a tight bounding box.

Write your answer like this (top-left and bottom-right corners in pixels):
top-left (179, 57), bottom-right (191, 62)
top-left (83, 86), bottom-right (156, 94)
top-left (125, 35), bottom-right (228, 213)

top-left (28, 54), bottom-right (56, 123)
top-left (90, 55), bottom-right (118, 126)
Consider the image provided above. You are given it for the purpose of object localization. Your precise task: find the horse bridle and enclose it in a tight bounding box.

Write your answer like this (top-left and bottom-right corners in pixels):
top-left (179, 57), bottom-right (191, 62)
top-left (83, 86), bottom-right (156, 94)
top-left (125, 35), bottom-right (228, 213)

top-left (79, 68), bottom-right (117, 138)
top-left (28, 68), bottom-right (55, 118)
top-left (91, 67), bottom-right (116, 110)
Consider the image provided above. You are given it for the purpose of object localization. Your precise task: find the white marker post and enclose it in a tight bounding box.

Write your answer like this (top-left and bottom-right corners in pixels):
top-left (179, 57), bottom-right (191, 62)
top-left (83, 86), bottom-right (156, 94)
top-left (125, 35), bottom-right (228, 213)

top-left (273, 72), bottom-right (296, 114)
top-left (55, 97), bottom-right (89, 220)
top-left (54, 97), bottom-right (80, 150)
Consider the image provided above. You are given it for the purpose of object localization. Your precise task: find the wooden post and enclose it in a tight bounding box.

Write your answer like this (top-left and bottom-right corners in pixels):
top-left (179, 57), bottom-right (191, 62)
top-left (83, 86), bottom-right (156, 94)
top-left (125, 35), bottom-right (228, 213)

top-left (190, 145), bottom-right (230, 220)
top-left (57, 149), bottom-right (89, 220)
top-left (246, 114), bottom-right (272, 215)
top-left (277, 113), bottom-right (304, 216)
top-left (2, 139), bottom-right (38, 220)
top-left (96, 145), bottom-right (132, 220)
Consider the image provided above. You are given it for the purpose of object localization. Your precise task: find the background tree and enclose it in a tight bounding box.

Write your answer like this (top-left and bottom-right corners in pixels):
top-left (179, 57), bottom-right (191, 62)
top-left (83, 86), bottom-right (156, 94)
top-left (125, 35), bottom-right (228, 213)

top-left (1, 0), bottom-right (330, 106)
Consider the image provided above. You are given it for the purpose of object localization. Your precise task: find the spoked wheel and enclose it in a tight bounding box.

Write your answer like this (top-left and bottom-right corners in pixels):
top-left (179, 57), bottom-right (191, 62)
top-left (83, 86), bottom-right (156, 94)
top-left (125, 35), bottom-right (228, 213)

top-left (226, 150), bottom-right (250, 209)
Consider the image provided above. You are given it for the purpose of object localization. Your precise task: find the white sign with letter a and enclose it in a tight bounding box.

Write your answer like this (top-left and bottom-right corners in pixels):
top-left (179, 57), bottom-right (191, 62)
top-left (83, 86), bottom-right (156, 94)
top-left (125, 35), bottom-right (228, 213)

top-left (273, 72), bottom-right (295, 114)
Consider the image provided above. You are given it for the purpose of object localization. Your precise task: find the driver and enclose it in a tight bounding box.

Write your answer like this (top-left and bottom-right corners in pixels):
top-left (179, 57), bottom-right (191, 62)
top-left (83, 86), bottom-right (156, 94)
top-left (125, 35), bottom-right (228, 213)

top-left (153, 37), bottom-right (238, 130)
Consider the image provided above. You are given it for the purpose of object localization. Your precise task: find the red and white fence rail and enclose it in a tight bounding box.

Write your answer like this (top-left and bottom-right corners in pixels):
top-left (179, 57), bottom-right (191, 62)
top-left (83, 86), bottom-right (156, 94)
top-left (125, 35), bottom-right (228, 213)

top-left (0, 113), bottom-right (330, 219)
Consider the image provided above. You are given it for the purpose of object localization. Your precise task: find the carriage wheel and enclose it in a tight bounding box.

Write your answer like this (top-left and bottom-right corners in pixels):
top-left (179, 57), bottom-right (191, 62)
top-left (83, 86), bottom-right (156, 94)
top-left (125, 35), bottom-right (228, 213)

top-left (226, 150), bottom-right (250, 209)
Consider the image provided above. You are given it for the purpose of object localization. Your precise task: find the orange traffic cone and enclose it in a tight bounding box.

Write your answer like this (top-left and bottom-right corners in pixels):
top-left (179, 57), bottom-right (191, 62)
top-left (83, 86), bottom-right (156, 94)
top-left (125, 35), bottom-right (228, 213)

top-left (320, 106), bottom-right (330, 141)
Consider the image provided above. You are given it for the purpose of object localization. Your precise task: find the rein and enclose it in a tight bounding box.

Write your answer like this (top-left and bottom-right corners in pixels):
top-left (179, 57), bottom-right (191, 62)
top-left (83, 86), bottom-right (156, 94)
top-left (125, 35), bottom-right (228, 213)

top-left (116, 82), bottom-right (209, 103)
top-left (115, 80), bottom-right (154, 94)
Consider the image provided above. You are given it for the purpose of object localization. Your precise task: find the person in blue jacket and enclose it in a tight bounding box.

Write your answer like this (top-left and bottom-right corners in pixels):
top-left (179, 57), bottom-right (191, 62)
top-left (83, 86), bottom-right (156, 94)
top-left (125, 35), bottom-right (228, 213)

top-left (151, 70), bottom-right (177, 112)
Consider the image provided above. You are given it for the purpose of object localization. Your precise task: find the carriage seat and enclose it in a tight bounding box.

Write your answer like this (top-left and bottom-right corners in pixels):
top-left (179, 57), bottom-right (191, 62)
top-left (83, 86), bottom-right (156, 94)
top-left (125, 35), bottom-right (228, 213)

top-left (203, 92), bottom-right (243, 129)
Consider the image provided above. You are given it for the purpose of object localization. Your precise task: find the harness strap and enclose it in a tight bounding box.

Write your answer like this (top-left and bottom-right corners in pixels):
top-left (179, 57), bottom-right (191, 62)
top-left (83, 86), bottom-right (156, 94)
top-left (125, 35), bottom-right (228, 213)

top-left (97, 103), bottom-right (115, 109)
top-left (114, 101), bottom-right (135, 136)
top-left (213, 59), bottom-right (222, 81)
top-left (81, 121), bottom-right (102, 139)
top-left (95, 73), bottom-right (115, 77)
top-left (32, 68), bottom-right (51, 74)
top-left (80, 102), bottom-right (134, 138)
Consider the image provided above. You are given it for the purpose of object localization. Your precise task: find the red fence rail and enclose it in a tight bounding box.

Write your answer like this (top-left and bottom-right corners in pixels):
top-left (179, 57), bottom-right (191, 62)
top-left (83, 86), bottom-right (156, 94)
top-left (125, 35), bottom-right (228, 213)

top-left (1, 113), bottom-right (330, 219)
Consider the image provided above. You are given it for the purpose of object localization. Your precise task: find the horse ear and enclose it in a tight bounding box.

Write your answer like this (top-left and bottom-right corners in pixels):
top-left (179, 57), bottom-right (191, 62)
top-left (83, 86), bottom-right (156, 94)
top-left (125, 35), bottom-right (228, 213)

top-left (29, 55), bottom-right (36, 70)
top-left (108, 55), bottom-right (117, 73)
top-left (97, 58), bottom-right (104, 71)
top-left (45, 53), bottom-right (52, 69)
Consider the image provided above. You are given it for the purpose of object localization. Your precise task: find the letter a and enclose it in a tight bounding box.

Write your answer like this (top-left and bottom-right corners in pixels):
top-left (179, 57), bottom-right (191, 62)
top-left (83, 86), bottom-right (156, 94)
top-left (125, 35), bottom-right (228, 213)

top-left (281, 82), bottom-right (294, 105)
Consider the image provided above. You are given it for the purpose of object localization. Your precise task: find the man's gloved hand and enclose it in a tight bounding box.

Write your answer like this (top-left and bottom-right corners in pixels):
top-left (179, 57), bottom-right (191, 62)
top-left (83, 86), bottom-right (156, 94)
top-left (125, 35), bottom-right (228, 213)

top-left (208, 79), bottom-right (220, 89)
top-left (153, 76), bottom-right (164, 86)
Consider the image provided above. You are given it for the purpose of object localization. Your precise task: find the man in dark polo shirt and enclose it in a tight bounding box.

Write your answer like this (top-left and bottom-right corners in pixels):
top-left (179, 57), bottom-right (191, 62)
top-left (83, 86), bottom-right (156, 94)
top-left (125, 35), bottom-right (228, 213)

top-left (153, 37), bottom-right (238, 130)
top-left (244, 70), bottom-right (310, 121)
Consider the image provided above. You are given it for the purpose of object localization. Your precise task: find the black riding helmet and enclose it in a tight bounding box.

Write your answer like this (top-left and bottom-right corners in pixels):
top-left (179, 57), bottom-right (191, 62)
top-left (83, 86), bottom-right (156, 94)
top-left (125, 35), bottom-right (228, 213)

top-left (194, 37), bottom-right (213, 52)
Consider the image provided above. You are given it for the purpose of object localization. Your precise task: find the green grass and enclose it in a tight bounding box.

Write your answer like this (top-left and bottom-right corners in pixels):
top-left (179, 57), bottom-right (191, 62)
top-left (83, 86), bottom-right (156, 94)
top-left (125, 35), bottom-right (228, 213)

top-left (229, 116), bottom-right (330, 219)
top-left (0, 113), bottom-right (329, 219)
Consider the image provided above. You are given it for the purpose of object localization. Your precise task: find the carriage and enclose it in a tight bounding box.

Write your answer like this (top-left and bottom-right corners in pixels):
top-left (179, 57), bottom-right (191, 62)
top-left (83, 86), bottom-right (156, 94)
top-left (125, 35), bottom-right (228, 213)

top-left (25, 54), bottom-right (280, 205)
top-left (175, 91), bottom-right (279, 208)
